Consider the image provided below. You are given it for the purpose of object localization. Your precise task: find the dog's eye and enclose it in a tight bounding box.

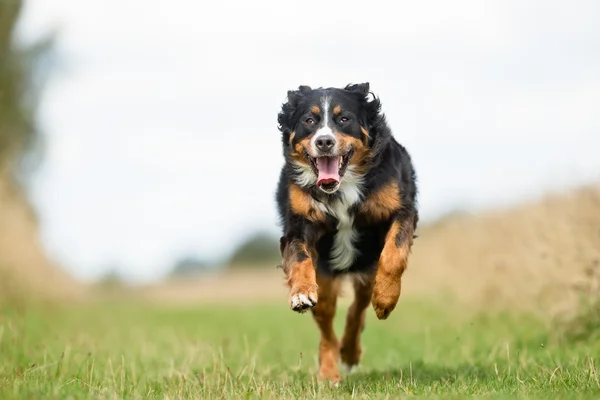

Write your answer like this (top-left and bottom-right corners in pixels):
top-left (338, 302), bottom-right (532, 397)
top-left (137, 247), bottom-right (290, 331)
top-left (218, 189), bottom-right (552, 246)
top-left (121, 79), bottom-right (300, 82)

top-left (340, 117), bottom-right (350, 123)
top-left (305, 118), bottom-right (315, 125)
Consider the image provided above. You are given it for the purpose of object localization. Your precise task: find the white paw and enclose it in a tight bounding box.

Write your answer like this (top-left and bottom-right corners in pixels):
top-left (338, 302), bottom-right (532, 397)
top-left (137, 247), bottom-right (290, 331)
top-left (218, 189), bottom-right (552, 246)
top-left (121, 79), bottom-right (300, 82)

top-left (290, 292), bottom-right (317, 312)
top-left (341, 362), bottom-right (358, 374)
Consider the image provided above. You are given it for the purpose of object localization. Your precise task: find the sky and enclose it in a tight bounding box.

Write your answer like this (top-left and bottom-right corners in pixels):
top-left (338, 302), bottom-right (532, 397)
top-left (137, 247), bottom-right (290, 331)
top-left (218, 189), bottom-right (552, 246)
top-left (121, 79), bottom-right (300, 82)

top-left (16, 0), bottom-right (600, 283)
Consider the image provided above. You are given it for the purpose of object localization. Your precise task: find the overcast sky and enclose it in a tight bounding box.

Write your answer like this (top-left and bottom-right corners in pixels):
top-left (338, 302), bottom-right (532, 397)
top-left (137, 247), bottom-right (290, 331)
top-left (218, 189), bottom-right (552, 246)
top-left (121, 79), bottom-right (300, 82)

top-left (17, 0), bottom-right (600, 283)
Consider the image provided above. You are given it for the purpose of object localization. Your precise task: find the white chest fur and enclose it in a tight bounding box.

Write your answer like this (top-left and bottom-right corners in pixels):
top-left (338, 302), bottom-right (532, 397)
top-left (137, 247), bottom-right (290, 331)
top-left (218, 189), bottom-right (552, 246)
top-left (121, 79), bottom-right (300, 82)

top-left (313, 171), bottom-right (363, 270)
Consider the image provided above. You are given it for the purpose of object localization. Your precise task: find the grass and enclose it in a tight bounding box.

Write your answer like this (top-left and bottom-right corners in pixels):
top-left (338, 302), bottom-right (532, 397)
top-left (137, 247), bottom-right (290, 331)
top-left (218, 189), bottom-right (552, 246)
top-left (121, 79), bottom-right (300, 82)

top-left (1, 297), bottom-right (599, 399)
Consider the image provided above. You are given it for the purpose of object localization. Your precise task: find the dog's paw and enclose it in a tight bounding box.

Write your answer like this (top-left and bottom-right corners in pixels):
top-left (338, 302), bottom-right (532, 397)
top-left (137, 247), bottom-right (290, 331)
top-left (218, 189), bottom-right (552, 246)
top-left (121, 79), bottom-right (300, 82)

top-left (372, 286), bottom-right (401, 320)
top-left (340, 344), bottom-right (362, 372)
top-left (318, 369), bottom-right (342, 384)
top-left (372, 296), bottom-right (398, 320)
top-left (371, 273), bottom-right (402, 320)
top-left (289, 286), bottom-right (317, 313)
top-left (341, 361), bottom-right (358, 374)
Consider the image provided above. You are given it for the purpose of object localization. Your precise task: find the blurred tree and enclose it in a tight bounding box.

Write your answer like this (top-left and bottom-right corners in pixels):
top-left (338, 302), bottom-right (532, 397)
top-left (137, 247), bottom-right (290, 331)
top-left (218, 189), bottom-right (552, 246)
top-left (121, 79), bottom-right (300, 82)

top-left (227, 232), bottom-right (280, 268)
top-left (0, 0), bottom-right (54, 186)
top-left (95, 268), bottom-right (126, 288)
top-left (169, 256), bottom-right (211, 277)
top-left (0, 2), bottom-right (65, 305)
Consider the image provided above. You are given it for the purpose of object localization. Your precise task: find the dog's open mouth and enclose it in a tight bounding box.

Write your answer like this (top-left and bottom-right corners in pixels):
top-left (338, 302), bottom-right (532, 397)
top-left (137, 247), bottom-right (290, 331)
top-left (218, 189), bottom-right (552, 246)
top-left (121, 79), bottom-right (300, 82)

top-left (306, 148), bottom-right (353, 193)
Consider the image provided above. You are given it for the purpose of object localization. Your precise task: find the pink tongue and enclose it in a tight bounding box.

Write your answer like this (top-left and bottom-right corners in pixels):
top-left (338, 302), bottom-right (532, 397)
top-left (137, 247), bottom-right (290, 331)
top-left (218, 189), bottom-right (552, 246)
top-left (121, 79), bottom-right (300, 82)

top-left (316, 157), bottom-right (340, 185)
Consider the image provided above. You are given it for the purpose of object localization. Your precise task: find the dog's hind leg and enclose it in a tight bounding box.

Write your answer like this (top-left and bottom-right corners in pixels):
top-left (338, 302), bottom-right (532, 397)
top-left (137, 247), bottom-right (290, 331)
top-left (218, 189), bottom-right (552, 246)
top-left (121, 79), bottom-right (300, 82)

top-left (310, 272), bottom-right (341, 383)
top-left (340, 273), bottom-right (374, 372)
top-left (372, 215), bottom-right (416, 320)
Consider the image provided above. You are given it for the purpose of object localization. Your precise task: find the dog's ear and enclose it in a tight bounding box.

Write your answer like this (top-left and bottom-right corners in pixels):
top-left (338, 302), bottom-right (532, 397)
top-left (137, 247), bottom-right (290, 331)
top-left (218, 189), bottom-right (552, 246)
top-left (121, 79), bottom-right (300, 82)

top-left (278, 86), bottom-right (311, 141)
top-left (279, 235), bottom-right (288, 256)
top-left (344, 82), bottom-right (370, 97)
top-left (298, 85), bottom-right (312, 94)
top-left (286, 85), bottom-right (312, 106)
top-left (346, 82), bottom-right (383, 146)
top-left (285, 90), bottom-right (300, 107)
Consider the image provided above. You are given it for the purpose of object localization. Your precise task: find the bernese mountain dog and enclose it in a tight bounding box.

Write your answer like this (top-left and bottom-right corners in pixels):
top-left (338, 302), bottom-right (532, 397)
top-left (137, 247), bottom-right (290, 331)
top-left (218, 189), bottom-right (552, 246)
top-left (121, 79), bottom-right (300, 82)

top-left (275, 82), bottom-right (419, 382)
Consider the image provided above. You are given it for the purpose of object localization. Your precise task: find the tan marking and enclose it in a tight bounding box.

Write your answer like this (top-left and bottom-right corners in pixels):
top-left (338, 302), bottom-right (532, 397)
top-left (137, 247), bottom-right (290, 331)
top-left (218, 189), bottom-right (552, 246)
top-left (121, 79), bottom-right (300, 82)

top-left (289, 137), bottom-right (312, 165)
top-left (292, 136), bottom-right (311, 156)
top-left (372, 219), bottom-right (415, 320)
top-left (333, 105), bottom-right (342, 116)
top-left (360, 181), bottom-right (402, 223)
top-left (289, 131), bottom-right (296, 145)
top-left (312, 273), bottom-right (342, 382)
top-left (289, 184), bottom-right (326, 223)
top-left (281, 240), bottom-right (318, 312)
top-left (335, 132), bottom-right (371, 174)
top-left (360, 126), bottom-right (370, 147)
top-left (286, 259), bottom-right (318, 311)
top-left (340, 274), bottom-right (374, 369)
top-left (286, 258), bottom-right (317, 292)
top-left (311, 105), bottom-right (320, 114)
top-left (360, 126), bottom-right (370, 138)
top-left (281, 240), bottom-right (308, 274)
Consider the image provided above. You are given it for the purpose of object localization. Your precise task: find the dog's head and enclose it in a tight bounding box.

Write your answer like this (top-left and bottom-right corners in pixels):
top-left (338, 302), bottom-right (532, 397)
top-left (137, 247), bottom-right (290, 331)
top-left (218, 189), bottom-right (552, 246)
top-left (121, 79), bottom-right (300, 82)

top-left (277, 83), bottom-right (385, 194)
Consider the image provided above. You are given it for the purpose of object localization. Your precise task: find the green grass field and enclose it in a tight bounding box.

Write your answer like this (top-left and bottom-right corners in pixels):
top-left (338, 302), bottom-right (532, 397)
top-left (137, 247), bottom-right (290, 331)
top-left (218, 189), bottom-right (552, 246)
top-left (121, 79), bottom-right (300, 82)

top-left (1, 297), bottom-right (599, 399)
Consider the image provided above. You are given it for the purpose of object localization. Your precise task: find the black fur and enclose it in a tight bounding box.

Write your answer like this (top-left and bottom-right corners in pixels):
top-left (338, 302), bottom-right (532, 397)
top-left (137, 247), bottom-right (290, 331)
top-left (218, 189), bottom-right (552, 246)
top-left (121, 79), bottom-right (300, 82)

top-left (275, 83), bottom-right (418, 276)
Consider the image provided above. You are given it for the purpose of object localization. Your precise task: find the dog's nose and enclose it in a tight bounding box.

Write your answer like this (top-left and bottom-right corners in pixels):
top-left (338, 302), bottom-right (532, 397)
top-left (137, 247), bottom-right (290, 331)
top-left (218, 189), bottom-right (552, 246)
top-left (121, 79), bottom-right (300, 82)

top-left (315, 136), bottom-right (335, 152)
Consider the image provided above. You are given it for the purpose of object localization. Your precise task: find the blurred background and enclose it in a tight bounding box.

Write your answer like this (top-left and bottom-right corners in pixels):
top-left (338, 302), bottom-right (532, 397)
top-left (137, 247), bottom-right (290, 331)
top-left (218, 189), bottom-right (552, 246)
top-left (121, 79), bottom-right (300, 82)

top-left (1, 0), bottom-right (599, 310)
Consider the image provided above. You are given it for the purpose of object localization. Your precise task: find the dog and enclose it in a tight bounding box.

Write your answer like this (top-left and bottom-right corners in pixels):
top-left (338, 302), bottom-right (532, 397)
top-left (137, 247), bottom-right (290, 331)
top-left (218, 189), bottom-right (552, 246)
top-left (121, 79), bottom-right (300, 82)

top-left (275, 82), bottom-right (419, 382)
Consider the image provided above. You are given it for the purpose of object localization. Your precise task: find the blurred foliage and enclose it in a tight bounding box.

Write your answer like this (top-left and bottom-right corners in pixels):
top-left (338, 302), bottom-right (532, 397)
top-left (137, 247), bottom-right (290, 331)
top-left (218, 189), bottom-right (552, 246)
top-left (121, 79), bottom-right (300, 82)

top-left (95, 268), bottom-right (126, 288)
top-left (169, 256), bottom-right (211, 277)
top-left (227, 232), bottom-right (280, 268)
top-left (552, 259), bottom-right (600, 344)
top-left (0, 0), bottom-right (54, 183)
top-left (0, 265), bottom-right (29, 308)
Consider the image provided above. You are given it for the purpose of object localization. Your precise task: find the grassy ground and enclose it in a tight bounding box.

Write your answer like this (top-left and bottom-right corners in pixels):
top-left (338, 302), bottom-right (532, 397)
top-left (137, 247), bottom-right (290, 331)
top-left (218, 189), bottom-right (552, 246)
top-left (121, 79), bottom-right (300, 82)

top-left (1, 296), bottom-right (599, 399)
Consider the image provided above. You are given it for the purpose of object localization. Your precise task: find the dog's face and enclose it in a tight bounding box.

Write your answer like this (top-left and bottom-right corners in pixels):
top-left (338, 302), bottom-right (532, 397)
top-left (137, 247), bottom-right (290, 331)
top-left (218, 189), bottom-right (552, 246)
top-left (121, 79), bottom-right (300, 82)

top-left (278, 83), bottom-right (381, 194)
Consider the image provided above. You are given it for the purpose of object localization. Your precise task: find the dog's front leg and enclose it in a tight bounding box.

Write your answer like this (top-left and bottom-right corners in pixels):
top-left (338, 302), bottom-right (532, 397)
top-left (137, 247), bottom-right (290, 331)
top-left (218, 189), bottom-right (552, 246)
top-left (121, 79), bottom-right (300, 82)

top-left (372, 215), bottom-right (416, 320)
top-left (281, 238), bottom-right (318, 312)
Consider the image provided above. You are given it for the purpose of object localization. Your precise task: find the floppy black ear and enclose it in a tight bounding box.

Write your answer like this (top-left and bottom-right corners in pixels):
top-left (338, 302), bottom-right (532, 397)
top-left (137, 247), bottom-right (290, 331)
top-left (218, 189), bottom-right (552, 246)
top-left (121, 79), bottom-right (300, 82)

top-left (346, 82), bottom-right (383, 145)
top-left (278, 85), bottom-right (311, 137)
top-left (284, 85), bottom-right (312, 110)
top-left (344, 82), bottom-right (370, 97)
top-left (298, 85), bottom-right (312, 94)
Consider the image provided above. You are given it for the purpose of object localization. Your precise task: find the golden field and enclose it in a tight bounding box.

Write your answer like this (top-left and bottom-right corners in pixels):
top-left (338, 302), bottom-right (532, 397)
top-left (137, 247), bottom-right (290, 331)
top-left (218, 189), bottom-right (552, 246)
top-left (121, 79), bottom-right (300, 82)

top-left (2, 174), bottom-right (599, 317)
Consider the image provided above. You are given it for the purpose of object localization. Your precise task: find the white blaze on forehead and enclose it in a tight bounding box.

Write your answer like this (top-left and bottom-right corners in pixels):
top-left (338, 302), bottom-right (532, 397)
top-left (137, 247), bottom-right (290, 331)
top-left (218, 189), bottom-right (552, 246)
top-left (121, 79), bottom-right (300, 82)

top-left (320, 96), bottom-right (330, 132)
top-left (310, 96), bottom-right (334, 152)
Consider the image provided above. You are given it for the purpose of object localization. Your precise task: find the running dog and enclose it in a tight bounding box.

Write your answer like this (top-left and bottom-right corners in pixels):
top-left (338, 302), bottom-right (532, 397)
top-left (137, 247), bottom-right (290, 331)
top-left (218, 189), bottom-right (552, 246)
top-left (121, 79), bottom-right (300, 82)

top-left (276, 83), bottom-right (418, 382)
